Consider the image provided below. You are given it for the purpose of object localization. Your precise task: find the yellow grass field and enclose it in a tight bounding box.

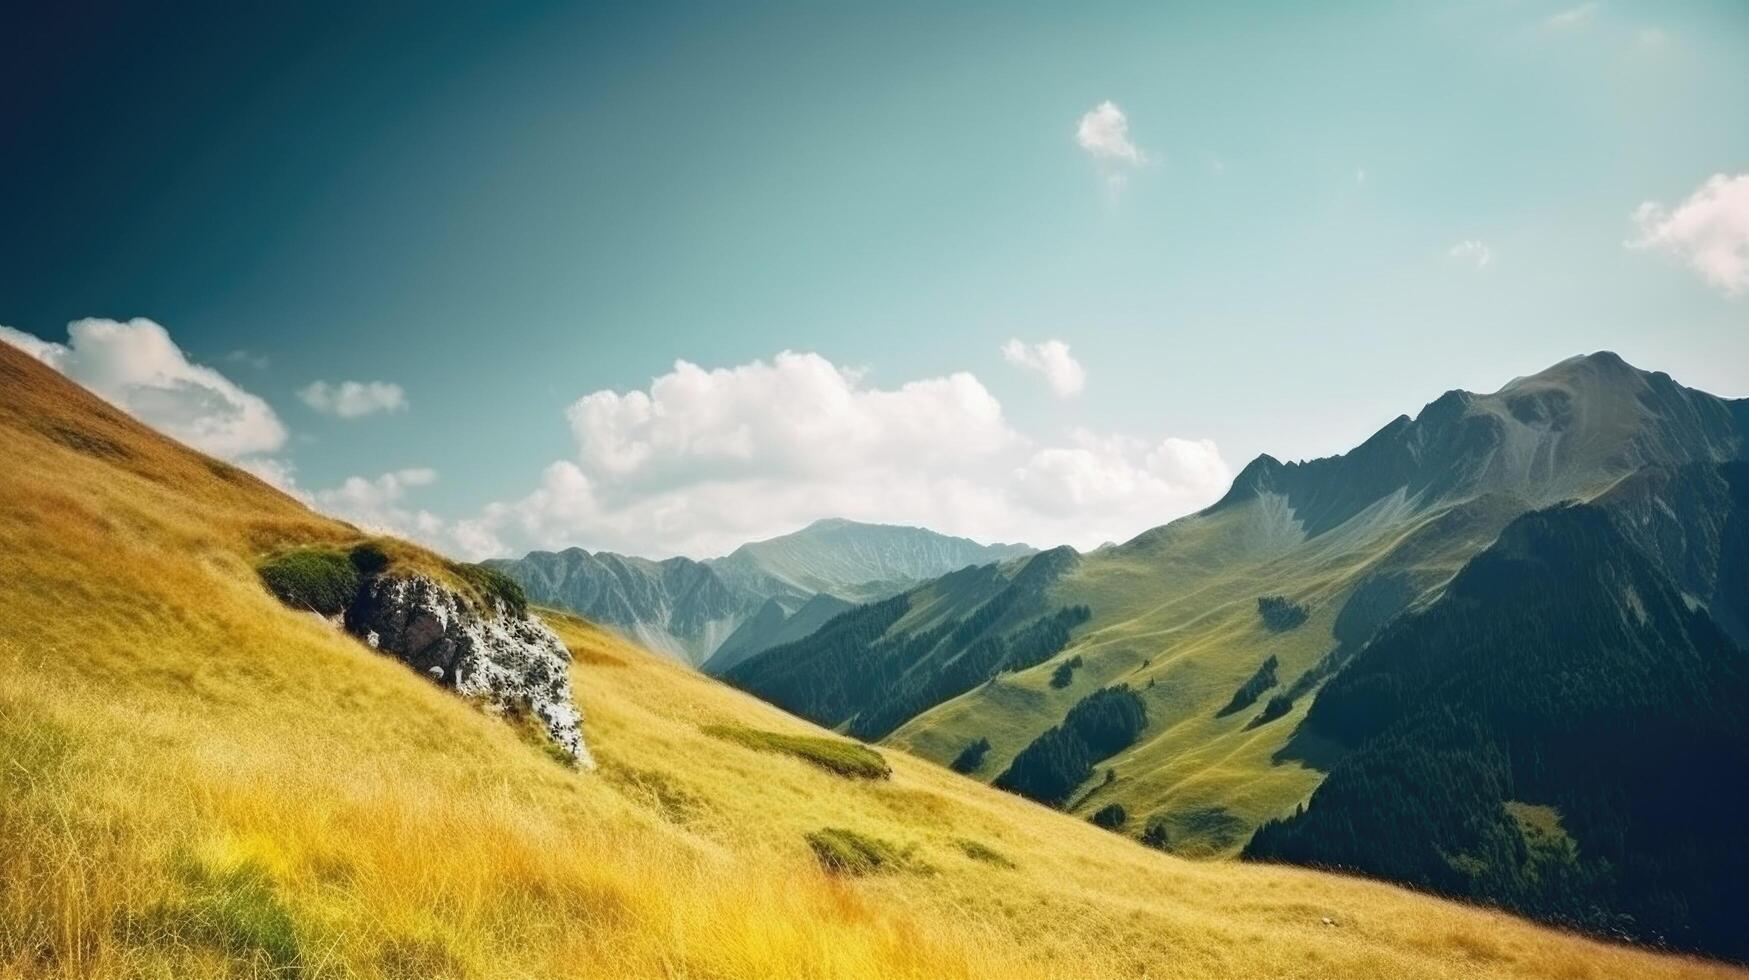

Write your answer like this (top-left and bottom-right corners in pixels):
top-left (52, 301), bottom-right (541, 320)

top-left (1, 341), bottom-right (1741, 978)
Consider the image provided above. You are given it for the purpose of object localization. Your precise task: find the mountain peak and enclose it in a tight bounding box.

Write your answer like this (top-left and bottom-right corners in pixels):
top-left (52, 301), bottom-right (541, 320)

top-left (1200, 352), bottom-right (1745, 536)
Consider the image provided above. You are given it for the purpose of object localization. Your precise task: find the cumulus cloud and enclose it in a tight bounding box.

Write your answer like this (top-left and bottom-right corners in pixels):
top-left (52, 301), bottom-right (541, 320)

top-left (1545, 3), bottom-right (1598, 29)
top-left (298, 379), bottom-right (408, 418)
top-left (312, 468), bottom-right (446, 540)
top-left (1076, 101), bottom-right (1144, 164)
top-left (1448, 240), bottom-right (1494, 270)
top-left (0, 317), bottom-right (287, 458)
top-left (1076, 101), bottom-right (1147, 191)
top-left (450, 351), bottom-right (1230, 559)
top-left (1628, 172), bottom-right (1749, 296)
top-left (1002, 339), bottom-right (1086, 398)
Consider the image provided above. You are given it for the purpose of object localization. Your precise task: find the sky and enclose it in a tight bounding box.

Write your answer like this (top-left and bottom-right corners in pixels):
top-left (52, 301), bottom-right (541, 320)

top-left (2, 1), bottom-right (1746, 559)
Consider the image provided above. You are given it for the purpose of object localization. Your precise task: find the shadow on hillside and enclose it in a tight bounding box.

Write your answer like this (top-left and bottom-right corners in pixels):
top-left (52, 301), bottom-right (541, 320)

top-left (1270, 724), bottom-right (1345, 773)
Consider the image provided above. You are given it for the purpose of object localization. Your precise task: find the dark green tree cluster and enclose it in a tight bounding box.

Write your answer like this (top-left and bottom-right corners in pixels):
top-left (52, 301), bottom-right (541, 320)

top-left (1049, 654), bottom-right (1084, 689)
top-left (1256, 595), bottom-right (1309, 631)
top-left (1244, 497), bottom-right (1749, 961)
top-left (724, 594), bottom-right (911, 723)
top-left (1217, 654), bottom-right (1278, 717)
top-left (994, 686), bottom-right (1147, 806)
top-left (950, 737), bottom-right (991, 774)
top-left (1089, 803), bottom-right (1127, 829)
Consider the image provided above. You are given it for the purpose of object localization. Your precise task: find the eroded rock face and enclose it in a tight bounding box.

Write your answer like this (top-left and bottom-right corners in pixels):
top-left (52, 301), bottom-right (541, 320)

top-left (346, 574), bottom-right (592, 767)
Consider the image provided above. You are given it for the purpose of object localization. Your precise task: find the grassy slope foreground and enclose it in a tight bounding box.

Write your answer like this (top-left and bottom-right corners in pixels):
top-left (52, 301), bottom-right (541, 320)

top-left (0, 342), bottom-right (1742, 979)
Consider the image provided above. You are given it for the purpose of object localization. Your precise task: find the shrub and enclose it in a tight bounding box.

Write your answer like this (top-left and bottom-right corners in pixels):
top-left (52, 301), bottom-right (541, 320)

top-left (257, 547), bottom-right (360, 616)
top-left (348, 540), bottom-right (391, 576)
top-left (806, 828), bottom-right (905, 876)
top-left (1090, 803), bottom-right (1127, 829)
top-left (950, 736), bottom-right (992, 774)
top-left (1141, 818), bottom-right (1171, 851)
top-left (703, 724), bottom-right (890, 779)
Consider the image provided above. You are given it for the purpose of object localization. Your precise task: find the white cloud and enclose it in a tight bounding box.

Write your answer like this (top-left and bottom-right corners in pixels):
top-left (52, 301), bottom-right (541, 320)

top-left (451, 351), bottom-right (1230, 559)
top-left (1545, 3), bottom-right (1598, 29)
top-left (1448, 240), bottom-right (1494, 270)
top-left (298, 379), bottom-right (408, 418)
top-left (1076, 101), bottom-right (1148, 192)
top-left (312, 468), bottom-right (446, 540)
top-left (1002, 339), bottom-right (1086, 398)
top-left (0, 317), bottom-right (287, 458)
top-left (1076, 101), bottom-right (1144, 164)
top-left (1628, 172), bottom-right (1749, 296)
top-left (236, 457), bottom-right (303, 495)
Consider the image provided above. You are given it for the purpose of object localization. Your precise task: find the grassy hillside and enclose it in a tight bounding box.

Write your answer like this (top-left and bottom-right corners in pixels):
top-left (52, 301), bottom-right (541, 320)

top-left (1, 342), bottom-right (1743, 978)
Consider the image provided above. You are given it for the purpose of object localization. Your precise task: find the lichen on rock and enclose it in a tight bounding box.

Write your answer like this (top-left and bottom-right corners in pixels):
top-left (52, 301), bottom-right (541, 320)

top-left (344, 574), bottom-right (592, 767)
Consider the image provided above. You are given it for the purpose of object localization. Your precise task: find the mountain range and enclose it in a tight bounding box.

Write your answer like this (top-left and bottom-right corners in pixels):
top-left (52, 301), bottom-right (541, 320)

top-left (485, 519), bottom-right (1032, 667)
top-left (726, 351), bottom-right (1749, 958)
top-left (10, 335), bottom-right (1723, 978)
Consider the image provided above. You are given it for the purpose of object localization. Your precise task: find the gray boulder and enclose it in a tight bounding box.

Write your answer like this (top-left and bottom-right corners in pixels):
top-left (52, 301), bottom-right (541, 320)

top-left (347, 574), bottom-right (591, 767)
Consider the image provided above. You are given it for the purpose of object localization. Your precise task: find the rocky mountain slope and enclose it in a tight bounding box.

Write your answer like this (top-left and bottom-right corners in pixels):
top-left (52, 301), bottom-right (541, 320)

top-left (732, 353), bottom-right (1748, 882)
top-left (488, 519), bottom-right (1031, 667)
top-left (8, 336), bottom-right (1733, 978)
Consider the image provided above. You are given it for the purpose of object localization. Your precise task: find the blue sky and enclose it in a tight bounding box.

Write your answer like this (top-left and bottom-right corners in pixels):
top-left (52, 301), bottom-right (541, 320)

top-left (2, 1), bottom-right (1745, 557)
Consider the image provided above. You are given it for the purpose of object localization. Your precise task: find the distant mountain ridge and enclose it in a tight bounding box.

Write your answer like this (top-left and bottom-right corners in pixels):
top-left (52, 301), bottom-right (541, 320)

top-left (486, 519), bottom-right (1033, 666)
top-left (729, 351), bottom-right (1749, 916)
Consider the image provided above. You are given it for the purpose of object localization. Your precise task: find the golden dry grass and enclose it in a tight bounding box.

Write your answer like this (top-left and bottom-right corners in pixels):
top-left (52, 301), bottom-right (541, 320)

top-left (0, 342), bottom-right (1742, 979)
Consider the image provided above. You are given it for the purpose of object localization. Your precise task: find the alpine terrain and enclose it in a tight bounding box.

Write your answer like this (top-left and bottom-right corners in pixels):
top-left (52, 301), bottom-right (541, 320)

top-left (487, 520), bottom-right (1031, 667)
top-left (727, 352), bottom-right (1749, 957)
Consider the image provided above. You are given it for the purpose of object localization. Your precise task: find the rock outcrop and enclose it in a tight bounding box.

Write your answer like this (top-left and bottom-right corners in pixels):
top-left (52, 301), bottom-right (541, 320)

top-left (345, 573), bottom-right (592, 767)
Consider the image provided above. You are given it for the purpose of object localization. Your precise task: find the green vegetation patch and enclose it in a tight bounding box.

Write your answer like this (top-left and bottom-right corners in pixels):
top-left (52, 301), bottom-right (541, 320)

top-left (1089, 803), bottom-right (1127, 830)
top-left (1155, 806), bottom-right (1248, 856)
top-left (703, 723), bottom-right (891, 779)
top-left (40, 421), bottom-right (132, 460)
top-left (994, 685), bottom-right (1148, 806)
top-left (601, 761), bottom-right (709, 825)
top-left (954, 837), bottom-right (1015, 868)
top-left (1218, 654), bottom-right (1279, 717)
top-left (156, 851), bottom-right (305, 976)
top-left (258, 539), bottom-right (530, 621)
top-left (445, 559), bottom-right (528, 618)
top-left (949, 736), bottom-right (991, 774)
top-left (1257, 595), bottom-right (1309, 631)
top-left (805, 827), bottom-right (910, 876)
top-left (257, 546), bottom-right (361, 616)
top-left (1049, 654), bottom-right (1084, 689)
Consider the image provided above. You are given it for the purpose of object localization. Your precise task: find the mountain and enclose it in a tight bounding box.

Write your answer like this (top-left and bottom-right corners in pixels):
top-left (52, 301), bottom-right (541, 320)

top-left (703, 591), bottom-right (855, 675)
top-left (488, 519), bottom-right (1032, 667)
top-left (711, 518), bottom-right (1034, 597)
top-left (5, 339), bottom-right (1719, 978)
top-left (483, 548), bottom-right (780, 664)
top-left (731, 352), bottom-right (1748, 871)
top-left (1247, 466), bottom-right (1749, 958)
